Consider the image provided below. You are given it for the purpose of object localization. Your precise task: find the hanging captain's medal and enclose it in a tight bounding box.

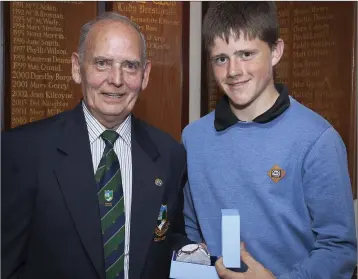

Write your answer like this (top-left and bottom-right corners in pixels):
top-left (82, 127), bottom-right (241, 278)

top-left (154, 204), bottom-right (169, 241)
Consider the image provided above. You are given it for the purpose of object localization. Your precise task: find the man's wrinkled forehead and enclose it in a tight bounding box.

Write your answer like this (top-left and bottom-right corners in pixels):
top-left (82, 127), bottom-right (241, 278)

top-left (83, 20), bottom-right (141, 58)
top-left (85, 21), bottom-right (122, 48)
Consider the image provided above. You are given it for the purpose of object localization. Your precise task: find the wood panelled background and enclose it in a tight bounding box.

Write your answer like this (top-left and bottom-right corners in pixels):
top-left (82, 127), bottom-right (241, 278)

top-left (108, 2), bottom-right (189, 141)
top-left (4, 2), bottom-right (97, 130)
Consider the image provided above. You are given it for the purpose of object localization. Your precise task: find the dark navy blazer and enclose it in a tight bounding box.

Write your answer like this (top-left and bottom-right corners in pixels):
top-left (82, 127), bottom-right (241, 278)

top-left (2, 103), bottom-right (190, 279)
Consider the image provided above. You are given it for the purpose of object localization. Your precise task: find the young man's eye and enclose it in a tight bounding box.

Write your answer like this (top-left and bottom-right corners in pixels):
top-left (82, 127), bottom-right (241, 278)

top-left (241, 52), bottom-right (254, 60)
top-left (214, 56), bottom-right (227, 65)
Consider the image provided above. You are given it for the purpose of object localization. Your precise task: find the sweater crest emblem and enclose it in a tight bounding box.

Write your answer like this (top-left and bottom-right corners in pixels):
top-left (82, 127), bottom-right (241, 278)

top-left (268, 165), bottom-right (286, 183)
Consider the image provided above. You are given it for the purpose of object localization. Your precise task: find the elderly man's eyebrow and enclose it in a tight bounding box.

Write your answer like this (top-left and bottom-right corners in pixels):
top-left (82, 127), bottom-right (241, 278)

top-left (93, 56), bottom-right (112, 62)
top-left (123, 59), bottom-right (141, 66)
top-left (93, 57), bottom-right (141, 66)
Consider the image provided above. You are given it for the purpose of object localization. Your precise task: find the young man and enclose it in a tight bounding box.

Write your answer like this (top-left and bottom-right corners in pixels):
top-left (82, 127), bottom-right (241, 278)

top-left (182, 2), bottom-right (357, 278)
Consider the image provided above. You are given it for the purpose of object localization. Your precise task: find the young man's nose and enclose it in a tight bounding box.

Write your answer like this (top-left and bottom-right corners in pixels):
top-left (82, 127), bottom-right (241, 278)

top-left (228, 59), bottom-right (244, 77)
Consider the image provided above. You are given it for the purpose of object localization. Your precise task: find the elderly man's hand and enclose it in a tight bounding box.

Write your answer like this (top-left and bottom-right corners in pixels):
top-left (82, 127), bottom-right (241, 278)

top-left (215, 243), bottom-right (276, 279)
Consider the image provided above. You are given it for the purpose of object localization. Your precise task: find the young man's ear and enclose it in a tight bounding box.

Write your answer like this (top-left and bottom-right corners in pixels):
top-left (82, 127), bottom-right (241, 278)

top-left (271, 39), bottom-right (284, 67)
top-left (71, 52), bottom-right (82, 84)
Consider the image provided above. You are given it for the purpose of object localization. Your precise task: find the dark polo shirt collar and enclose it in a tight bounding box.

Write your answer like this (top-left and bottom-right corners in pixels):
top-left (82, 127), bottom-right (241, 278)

top-left (214, 83), bottom-right (290, 131)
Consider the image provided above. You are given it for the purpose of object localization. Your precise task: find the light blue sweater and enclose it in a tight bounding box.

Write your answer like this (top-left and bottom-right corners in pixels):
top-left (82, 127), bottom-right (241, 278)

top-left (182, 97), bottom-right (357, 279)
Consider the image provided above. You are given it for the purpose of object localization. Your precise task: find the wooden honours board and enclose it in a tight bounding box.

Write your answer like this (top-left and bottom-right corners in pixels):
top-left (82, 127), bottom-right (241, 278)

top-left (274, 2), bottom-right (357, 198)
top-left (4, 2), bottom-right (98, 129)
top-left (109, 1), bottom-right (189, 141)
top-left (201, 2), bottom-right (357, 197)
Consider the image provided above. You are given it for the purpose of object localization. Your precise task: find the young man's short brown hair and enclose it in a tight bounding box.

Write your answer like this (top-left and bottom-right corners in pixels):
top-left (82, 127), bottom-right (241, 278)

top-left (203, 1), bottom-right (279, 50)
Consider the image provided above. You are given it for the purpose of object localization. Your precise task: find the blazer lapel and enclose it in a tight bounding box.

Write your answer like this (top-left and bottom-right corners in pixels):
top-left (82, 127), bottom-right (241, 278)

top-left (129, 117), bottom-right (165, 279)
top-left (54, 104), bottom-right (105, 279)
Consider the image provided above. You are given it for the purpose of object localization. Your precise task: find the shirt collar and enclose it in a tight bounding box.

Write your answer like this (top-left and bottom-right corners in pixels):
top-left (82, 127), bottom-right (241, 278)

top-left (82, 101), bottom-right (132, 146)
top-left (214, 83), bottom-right (290, 131)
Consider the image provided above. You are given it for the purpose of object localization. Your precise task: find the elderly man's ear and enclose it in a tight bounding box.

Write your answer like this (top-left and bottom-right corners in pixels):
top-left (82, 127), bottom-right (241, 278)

top-left (71, 52), bottom-right (81, 84)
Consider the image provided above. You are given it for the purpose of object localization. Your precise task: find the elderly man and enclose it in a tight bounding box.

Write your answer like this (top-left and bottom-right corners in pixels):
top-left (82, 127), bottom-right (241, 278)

top-left (2, 12), bottom-right (190, 279)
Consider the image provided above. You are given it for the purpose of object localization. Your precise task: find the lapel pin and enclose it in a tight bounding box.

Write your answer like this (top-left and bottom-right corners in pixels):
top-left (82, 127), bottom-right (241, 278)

top-left (155, 178), bottom-right (163, 186)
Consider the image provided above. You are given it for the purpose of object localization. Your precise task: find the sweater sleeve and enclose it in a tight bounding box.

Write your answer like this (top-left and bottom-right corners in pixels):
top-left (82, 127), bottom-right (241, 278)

top-left (278, 127), bottom-right (357, 279)
top-left (181, 131), bottom-right (203, 243)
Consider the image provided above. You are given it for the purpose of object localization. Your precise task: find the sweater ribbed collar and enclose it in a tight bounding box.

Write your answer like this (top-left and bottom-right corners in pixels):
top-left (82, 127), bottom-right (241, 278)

top-left (214, 83), bottom-right (290, 131)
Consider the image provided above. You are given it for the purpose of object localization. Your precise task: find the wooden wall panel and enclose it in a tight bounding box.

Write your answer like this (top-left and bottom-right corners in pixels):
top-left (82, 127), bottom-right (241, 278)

top-left (4, 2), bottom-right (98, 130)
top-left (109, 2), bottom-right (190, 141)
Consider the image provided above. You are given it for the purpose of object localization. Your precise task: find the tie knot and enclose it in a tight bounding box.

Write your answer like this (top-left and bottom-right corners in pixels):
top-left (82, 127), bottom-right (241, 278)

top-left (101, 130), bottom-right (119, 148)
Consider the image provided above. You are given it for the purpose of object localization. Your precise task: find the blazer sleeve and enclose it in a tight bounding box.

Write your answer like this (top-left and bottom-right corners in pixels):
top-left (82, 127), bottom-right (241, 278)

top-left (1, 131), bottom-right (38, 279)
top-left (167, 146), bottom-right (195, 252)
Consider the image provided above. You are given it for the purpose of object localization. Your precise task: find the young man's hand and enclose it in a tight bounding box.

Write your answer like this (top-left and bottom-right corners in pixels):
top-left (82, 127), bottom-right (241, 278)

top-left (215, 243), bottom-right (276, 279)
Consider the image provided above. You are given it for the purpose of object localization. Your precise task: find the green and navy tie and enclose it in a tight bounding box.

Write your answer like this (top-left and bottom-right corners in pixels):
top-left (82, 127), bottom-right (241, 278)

top-left (95, 130), bottom-right (125, 279)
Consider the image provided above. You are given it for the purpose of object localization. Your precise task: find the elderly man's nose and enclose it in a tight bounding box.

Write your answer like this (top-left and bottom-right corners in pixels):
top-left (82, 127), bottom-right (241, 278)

top-left (108, 66), bottom-right (123, 86)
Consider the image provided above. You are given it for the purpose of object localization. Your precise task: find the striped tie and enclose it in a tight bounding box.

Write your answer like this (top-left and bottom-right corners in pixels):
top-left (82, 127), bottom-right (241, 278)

top-left (95, 130), bottom-right (125, 279)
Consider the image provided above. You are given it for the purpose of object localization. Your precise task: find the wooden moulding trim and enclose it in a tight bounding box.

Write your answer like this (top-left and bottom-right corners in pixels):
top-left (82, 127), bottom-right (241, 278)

top-left (181, 1), bottom-right (190, 132)
top-left (200, 2), bottom-right (209, 117)
top-left (3, 2), bottom-right (10, 131)
top-left (351, 2), bottom-right (357, 199)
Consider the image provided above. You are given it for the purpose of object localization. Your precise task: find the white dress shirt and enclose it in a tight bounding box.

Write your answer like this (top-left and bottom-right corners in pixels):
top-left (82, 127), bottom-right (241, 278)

top-left (83, 102), bottom-right (132, 279)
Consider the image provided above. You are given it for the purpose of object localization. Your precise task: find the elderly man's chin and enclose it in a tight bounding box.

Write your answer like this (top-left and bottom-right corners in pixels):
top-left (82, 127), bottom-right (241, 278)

top-left (100, 98), bottom-right (130, 112)
top-left (98, 109), bottom-right (131, 129)
top-left (101, 106), bottom-right (130, 117)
